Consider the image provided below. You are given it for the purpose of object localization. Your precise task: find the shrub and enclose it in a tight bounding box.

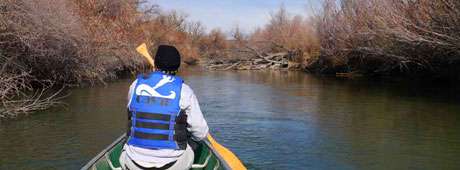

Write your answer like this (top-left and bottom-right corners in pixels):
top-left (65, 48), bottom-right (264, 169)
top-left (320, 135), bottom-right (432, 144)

top-left (248, 5), bottom-right (320, 64)
top-left (0, 0), bottom-right (205, 118)
top-left (312, 0), bottom-right (460, 78)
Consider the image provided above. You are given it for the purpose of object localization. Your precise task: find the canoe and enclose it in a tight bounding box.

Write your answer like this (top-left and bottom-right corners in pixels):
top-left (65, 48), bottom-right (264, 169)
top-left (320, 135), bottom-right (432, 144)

top-left (81, 134), bottom-right (246, 170)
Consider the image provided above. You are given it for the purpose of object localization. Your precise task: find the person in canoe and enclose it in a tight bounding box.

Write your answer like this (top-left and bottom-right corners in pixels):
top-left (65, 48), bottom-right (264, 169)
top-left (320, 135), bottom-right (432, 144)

top-left (120, 45), bottom-right (209, 170)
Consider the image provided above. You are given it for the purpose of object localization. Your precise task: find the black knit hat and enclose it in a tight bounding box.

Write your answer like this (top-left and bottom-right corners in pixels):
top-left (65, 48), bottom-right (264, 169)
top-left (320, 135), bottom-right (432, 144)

top-left (154, 45), bottom-right (181, 71)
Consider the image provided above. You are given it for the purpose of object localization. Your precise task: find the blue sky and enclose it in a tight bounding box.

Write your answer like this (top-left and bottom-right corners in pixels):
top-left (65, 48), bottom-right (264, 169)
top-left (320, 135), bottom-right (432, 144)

top-left (148, 0), bottom-right (321, 33)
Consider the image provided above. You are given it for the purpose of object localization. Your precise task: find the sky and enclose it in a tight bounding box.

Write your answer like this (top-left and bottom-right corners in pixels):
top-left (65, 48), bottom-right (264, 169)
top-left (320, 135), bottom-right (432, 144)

top-left (149, 0), bottom-right (321, 34)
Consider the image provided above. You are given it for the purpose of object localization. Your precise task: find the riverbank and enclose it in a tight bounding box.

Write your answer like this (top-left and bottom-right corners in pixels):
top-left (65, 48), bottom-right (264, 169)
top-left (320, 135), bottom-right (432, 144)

top-left (203, 51), bottom-right (303, 71)
top-left (0, 0), bottom-right (204, 118)
top-left (305, 0), bottom-right (460, 80)
top-left (205, 0), bottom-right (460, 80)
top-left (3, 0), bottom-right (460, 119)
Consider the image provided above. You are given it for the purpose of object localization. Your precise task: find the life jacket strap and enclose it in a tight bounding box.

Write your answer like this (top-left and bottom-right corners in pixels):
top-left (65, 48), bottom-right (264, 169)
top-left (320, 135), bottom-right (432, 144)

top-left (135, 121), bottom-right (170, 130)
top-left (174, 109), bottom-right (188, 150)
top-left (127, 109), bottom-right (132, 137)
top-left (136, 112), bottom-right (171, 122)
top-left (126, 109), bottom-right (188, 150)
top-left (133, 131), bottom-right (169, 140)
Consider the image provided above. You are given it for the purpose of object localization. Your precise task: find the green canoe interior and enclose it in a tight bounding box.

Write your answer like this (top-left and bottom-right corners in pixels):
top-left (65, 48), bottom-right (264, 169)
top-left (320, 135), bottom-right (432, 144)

top-left (88, 139), bottom-right (224, 170)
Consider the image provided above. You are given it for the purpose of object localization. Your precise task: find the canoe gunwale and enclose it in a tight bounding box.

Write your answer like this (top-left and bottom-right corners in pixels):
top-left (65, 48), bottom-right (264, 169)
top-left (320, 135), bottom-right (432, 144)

top-left (80, 135), bottom-right (126, 170)
top-left (81, 134), bottom-right (233, 170)
top-left (203, 140), bottom-right (232, 170)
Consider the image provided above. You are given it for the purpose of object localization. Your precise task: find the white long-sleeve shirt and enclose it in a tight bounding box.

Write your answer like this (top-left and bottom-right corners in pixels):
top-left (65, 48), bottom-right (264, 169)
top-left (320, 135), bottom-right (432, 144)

top-left (124, 79), bottom-right (209, 167)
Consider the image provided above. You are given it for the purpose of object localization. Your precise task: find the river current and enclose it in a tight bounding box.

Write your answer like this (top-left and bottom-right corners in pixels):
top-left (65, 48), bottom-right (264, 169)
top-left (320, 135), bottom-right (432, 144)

top-left (1, 69), bottom-right (460, 169)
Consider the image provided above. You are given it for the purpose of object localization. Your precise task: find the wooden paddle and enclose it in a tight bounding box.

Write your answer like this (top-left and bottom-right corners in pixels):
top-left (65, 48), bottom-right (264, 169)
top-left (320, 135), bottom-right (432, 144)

top-left (136, 43), bottom-right (155, 68)
top-left (207, 134), bottom-right (247, 170)
top-left (135, 43), bottom-right (246, 170)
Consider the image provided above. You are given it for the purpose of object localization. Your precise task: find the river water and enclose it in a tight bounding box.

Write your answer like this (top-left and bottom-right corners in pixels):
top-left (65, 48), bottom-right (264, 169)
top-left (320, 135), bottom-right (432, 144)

top-left (1, 69), bottom-right (460, 170)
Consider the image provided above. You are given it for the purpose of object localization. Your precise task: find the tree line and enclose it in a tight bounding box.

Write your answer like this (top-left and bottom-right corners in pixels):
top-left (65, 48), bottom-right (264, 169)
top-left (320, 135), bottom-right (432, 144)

top-left (1, 0), bottom-right (460, 118)
top-left (0, 0), bottom-right (225, 118)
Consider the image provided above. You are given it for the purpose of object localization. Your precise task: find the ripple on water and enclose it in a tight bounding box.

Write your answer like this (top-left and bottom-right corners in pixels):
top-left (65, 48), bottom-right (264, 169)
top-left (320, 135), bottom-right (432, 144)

top-left (2, 71), bottom-right (460, 170)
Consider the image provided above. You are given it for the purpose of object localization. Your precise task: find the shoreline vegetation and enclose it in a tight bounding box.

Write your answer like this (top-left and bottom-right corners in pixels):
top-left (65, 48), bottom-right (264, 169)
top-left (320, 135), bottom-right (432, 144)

top-left (1, 0), bottom-right (460, 118)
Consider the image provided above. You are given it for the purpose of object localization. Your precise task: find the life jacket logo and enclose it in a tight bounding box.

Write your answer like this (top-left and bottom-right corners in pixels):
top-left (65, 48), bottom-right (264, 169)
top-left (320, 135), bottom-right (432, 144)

top-left (136, 75), bottom-right (176, 99)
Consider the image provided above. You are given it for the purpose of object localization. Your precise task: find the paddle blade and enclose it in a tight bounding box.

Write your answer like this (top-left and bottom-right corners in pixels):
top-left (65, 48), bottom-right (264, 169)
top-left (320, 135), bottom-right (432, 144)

top-left (207, 134), bottom-right (247, 170)
top-left (136, 43), bottom-right (155, 67)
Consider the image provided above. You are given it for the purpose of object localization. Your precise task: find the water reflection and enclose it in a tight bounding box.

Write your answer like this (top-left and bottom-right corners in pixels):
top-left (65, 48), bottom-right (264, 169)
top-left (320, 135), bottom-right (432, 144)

top-left (184, 70), bottom-right (460, 169)
top-left (1, 69), bottom-right (460, 169)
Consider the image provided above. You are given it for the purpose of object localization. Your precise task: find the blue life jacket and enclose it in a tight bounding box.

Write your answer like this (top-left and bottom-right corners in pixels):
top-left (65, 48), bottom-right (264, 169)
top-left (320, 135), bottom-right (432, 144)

top-left (127, 71), bottom-right (187, 150)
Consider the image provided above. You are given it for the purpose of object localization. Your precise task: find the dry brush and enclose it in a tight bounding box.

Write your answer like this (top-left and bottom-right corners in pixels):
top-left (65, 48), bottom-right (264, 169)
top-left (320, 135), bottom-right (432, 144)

top-left (309, 0), bottom-right (460, 79)
top-left (0, 0), bottom-right (205, 118)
